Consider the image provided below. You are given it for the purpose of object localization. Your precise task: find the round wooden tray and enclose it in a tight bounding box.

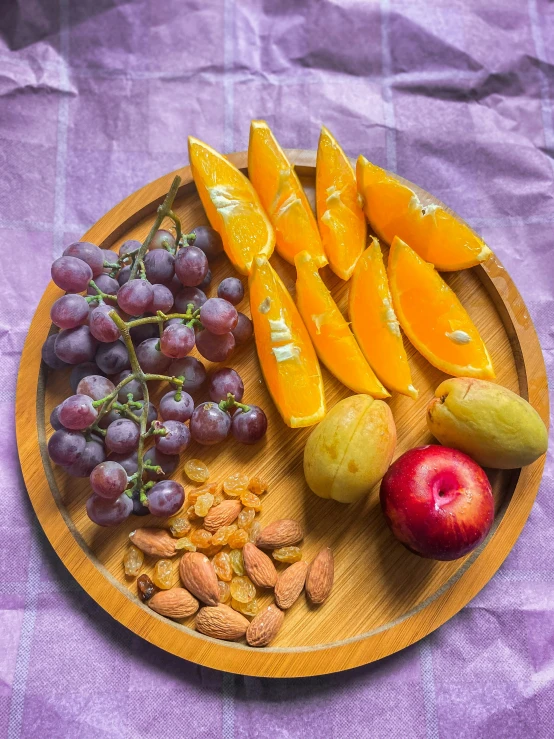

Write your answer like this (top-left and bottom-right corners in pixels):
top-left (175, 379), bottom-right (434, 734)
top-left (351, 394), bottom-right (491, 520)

top-left (16, 151), bottom-right (549, 678)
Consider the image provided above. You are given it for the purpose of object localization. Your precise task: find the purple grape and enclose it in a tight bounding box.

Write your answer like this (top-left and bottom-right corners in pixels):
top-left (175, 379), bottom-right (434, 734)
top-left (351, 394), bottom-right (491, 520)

top-left (195, 330), bottom-right (235, 362)
top-left (70, 362), bottom-right (104, 392)
top-left (117, 279), bottom-right (153, 316)
top-left (109, 451), bottom-right (138, 476)
top-left (76, 374), bottom-right (115, 401)
top-left (112, 369), bottom-right (144, 402)
top-left (131, 401), bottom-right (158, 427)
top-left (189, 226), bottom-right (223, 261)
top-left (51, 255), bottom-right (93, 293)
top-left (118, 265), bottom-right (131, 286)
top-left (86, 492), bottom-right (133, 527)
top-left (144, 249), bottom-right (175, 284)
top-left (164, 318), bottom-right (184, 328)
top-left (232, 313), bottom-right (253, 345)
top-left (231, 405), bottom-right (268, 444)
top-left (143, 447), bottom-right (178, 480)
top-left (102, 250), bottom-right (120, 274)
top-left (48, 429), bottom-right (86, 465)
top-left (150, 284), bottom-right (174, 314)
top-left (190, 402), bottom-right (231, 445)
top-left (149, 229), bottom-right (175, 251)
top-left (175, 245), bottom-right (209, 287)
top-left (217, 277), bottom-right (244, 305)
top-left (132, 492), bottom-right (150, 516)
top-left (99, 407), bottom-right (123, 429)
top-left (95, 340), bottom-right (130, 375)
top-left (50, 294), bottom-right (89, 330)
top-left (64, 438), bottom-right (106, 477)
top-left (55, 326), bottom-right (98, 364)
top-left (50, 404), bottom-right (64, 430)
top-left (154, 420), bottom-right (191, 455)
top-left (63, 241), bottom-right (104, 277)
top-left (159, 324), bottom-right (195, 359)
top-left (208, 367), bottom-right (244, 403)
top-left (166, 274), bottom-right (182, 297)
top-left (105, 418), bottom-right (140, 454)
top-left (159, 390), bottom-right (194, 422)
top-left (59, 394), bottom-right (98, 430)
top-left (147, 479), bottom-right (185, 517)
top-left (119, 239), bottom-right (141, 259)
top-left (90, 461), bottom-right (128, 500)
top-left (174, 287), bottom-right (207, 313)
top-left (42, 334), bottom-right (68, 370)
top-left (198, 268), bottom-right (212, 291)
top-left (87, 273), bottom-right (119, 297)
top-left (129, 319), bottom-right (158, 344)
top-left (135, 338), bottom-right (171, 373)
top-left (199, 298), bottom-right (238, 335)
top-left (168, 356), bottom-right (206, 391)
top-left (89, 304), bottom-right (120, 343)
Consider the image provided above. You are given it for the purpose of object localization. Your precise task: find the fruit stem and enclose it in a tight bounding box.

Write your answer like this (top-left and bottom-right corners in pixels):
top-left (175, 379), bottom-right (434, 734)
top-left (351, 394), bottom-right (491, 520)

top-left (85, 280), bottom-right (118, 304)
top-left (167, 209), bottom-right (182, 247)
top-left (218, 393), bottom-right (250, 413)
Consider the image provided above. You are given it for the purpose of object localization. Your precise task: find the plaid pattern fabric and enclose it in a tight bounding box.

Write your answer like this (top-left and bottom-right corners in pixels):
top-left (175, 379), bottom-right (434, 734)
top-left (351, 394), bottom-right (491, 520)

top-left (1, 0), bottom-right (553, 736)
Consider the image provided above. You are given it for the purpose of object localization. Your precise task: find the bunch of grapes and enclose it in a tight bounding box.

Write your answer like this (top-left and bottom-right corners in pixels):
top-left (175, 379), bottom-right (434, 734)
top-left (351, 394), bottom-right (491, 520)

top-left (42, 183), bottom-right (266, 528)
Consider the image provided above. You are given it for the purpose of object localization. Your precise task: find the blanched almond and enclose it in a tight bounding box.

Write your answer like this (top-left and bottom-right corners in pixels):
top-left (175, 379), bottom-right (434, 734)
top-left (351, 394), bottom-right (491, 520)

top-left (195, 604), bottom-right (249, 640)
top-left (203, 500), bottom-right (242, 532)
top-left (306, 547), bottom-right (334, 604)
top-left (129, 528), bottom-right (177, 557)
top-left (255, 519), bottom-right (304, 549)
top-left (242, 543), bottom-right (278, 588)
top-left (274, 561), bottom-right (308, 609)
top-left (246, 604), bottom-right (285, 647)
top-left (148, 587), bottom-right (199, 619)
top-left (179, 552), bottom-right (219, 606)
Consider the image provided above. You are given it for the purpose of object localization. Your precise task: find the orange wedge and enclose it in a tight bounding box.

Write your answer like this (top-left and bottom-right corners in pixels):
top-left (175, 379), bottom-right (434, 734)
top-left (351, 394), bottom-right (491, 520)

top-left (357, 156), bottom-right (492, 271)
top-left (316, 127), bottom-right (366, 280)
top-left (248, 120), bottom-right (327, 268)
top-left (349, 238), bottom-right (417, 399)
top-left (249, 256), bottom-right (325, 428)
top-left (188, 136), bottom-right (274, 275)
top-left (388, 237), bottom-right (495, 379)
top-left (295, 251), bottom-right (389, 398)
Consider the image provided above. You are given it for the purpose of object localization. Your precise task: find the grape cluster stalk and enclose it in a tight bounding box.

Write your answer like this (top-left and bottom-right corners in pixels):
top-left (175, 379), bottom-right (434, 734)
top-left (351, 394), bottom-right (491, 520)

top-left (43, 175), bottom-right (265, 527)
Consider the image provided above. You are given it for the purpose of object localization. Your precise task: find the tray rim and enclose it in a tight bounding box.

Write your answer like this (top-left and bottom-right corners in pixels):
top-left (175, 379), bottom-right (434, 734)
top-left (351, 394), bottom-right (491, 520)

top-left (16, 150), bottom-right (549, 678)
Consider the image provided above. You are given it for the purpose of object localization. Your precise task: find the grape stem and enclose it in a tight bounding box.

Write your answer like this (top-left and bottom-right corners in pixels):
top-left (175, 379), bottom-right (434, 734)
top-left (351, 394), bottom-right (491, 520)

top-left (219, 393), bottom-right (250, 413)
top-left (129, 175), bottom-right (181, 281)
top-left (86, 279), bottom-right (118, 304)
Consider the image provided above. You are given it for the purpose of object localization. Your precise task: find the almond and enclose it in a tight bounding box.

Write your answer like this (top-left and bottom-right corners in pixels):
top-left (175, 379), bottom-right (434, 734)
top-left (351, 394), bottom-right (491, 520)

top-left (242, 543), bottom-right (278, 588)
top-left (195, 604), bottom-right (249, 640)
top-left (148, 587), bottom-right (199, 619)
top-left (306, 547), bottom-right (334, 604)
top-left (246, 604), bottom-right (285, 647)
top-left (129, 528), bottom-right (177, 557)
top-left (203, 500), bottom-right (242, 533)
top-left (179, 552), bottom-right (220, 606)
top-left (274, 560), bottom-right (308, 610)
top-left (255, 519), bottom-right (304, 549)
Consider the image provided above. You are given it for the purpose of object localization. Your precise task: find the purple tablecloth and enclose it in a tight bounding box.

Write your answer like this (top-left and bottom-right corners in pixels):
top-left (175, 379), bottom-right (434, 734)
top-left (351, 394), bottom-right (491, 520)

top-left (2, 1), bottom-right (553, 736)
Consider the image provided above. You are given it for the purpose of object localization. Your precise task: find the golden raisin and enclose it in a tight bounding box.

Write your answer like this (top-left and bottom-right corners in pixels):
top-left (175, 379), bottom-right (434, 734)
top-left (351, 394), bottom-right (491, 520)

top-left (228, 529), bottom-right (249, 549)
top-left (240, 491), bottom-right (262, 511)
top-left (272, 546), bottom-right (302, 563)
top-left (248, 521), bottom-right (261, 544)
top-left (151, 559), bottom-right (173, 589)
top-left (223, 473), bottom-right (249, 497)
top-left (248, 477), bottom-right (268, 496)
top-left (230, 576), bottom-right (256, 603)
top-left (229, 548), bottom-right (245, 576)
top-left (188, 483), bottom-right (217, 505)
top-left (174, 537), bottom-right (196, 552)
top-left (233, 598), bottom-right (260, 617)
top-left (212, 551), bottom-right (233, 582)
top-left (184, 458), bottom-right (210, 483)
top-left (123, 545), bottom-right (144, 577)
top-left (137, 574), bottom-right (156, 601)
top-left (202, 544), bottom-right (222, 557)
top-left (194, 492), bottom-right (215, 517)
top-left (211, 524), bottom-right (238, 547)
top-left (218, 580), bottom-right (231, 603)
top-left (168, 516), bottom-right (191, 538)
top-left (237, 508), bottom-right (255, 530)
top-left (190, 529), bottom-right (213, 549)
top-left (212, 493), bottom-right (224, 507)
top-left (186, 505), bottom-right (201, 522)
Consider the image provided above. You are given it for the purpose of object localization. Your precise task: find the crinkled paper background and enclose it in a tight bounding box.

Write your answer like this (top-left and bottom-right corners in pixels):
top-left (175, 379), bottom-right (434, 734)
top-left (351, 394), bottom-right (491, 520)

top-left (1, 0), bottom-right (553, 737)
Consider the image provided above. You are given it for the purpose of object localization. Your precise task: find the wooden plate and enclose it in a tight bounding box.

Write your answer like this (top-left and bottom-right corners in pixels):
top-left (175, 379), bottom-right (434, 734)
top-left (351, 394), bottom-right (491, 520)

top-left (16, 151), bottom-right (549, 678)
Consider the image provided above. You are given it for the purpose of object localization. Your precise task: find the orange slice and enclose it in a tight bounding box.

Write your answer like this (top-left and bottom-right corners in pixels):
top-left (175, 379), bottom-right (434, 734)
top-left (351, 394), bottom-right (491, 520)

top-left (349, 238), bottom-right (417, 399)
top-left (295, 251), bottom-right (389, 398)
top-left (188, 136), bottom-right (274, 275)
top-left (388, 237), bottom-right (495, 379)
top-left (248, 120), bottom-right (327, 268)
top-left (249, 256), bottom-right (325, 428)
top-left (316, 127), bottom-right (366, 280)
top-left (356, 156), bottom-right (492, 271)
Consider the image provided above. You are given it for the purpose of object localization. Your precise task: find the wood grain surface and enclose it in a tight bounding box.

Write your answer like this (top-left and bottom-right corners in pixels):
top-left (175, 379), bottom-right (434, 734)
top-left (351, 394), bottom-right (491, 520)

top-left (16, 151), bottom-right (549, 677)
